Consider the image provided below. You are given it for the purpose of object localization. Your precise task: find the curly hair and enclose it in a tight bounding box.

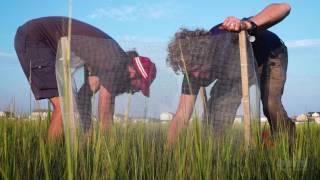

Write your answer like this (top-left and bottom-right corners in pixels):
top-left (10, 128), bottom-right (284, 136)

top-left (166, 28), bottom-right (216, 75)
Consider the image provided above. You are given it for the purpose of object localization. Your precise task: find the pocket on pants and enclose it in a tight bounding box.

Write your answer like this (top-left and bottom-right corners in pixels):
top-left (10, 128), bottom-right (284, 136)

top-left (26, 41), bottom-right (57, 90)
top-left (31, 61), bottom-right (57, 90)
top-left (267, 56), bottom-right (287, 81)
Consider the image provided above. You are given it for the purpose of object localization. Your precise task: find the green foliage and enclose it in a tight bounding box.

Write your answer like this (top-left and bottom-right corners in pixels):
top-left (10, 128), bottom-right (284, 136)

top-left (0, 118), bottom-right (319, 179)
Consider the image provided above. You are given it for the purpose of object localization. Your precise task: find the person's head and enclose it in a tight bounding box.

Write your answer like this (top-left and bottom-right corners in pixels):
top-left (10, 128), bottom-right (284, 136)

top-left (128, 56), bottom-right (157, 97)
top-left (167, 28), bottom-right (213, 79)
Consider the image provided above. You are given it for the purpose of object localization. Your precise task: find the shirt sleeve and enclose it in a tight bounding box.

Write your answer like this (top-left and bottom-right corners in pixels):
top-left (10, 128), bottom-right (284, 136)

top-left (181, 75), bottom-right (206, 95)
top-left (97, 60), bottom-right (130, 96)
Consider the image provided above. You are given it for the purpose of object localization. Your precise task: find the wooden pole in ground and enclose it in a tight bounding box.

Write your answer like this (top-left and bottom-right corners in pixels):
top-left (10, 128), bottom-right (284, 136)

top-left (59, 37), bottom-right (76, 143)
top-left (239, 30), bottom-right (251, 148)
top-left (57, 36), bottom-right (76, 180)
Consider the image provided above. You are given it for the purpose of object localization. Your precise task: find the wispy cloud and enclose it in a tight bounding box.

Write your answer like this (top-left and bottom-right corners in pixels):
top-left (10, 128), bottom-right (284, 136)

top-left (0, 52), bottom-right (15, 58)
top-left (88, 3), bottom-right (174, 21)
top-left (0, 52), bottom-right (16, 61)
top-left (286, 39), bottom-right (320, 48)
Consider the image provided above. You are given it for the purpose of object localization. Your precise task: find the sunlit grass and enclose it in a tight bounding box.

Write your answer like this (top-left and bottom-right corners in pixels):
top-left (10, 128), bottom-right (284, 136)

top-left (0, 117), bottom-right (319, 179)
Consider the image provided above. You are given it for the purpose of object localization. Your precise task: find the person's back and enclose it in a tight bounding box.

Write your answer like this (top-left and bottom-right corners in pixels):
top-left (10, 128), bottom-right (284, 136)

top-left (251, 29), bottom-right (283, 65)
top-left (18, 16), bottom-right (112, 52)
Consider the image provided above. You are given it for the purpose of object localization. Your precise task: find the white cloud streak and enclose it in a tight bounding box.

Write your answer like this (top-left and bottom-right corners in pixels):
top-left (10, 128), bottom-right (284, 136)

top-left (88, 3), bottom-right (173, 21)
top-left (0, 52), bottom-right (15, 58)
top-left (286, 39), bottom-right (320, 48)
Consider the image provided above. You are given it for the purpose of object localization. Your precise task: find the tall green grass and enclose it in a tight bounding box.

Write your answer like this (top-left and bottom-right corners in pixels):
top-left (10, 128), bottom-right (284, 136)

top-left (0, 117), bottom-right (319, 179)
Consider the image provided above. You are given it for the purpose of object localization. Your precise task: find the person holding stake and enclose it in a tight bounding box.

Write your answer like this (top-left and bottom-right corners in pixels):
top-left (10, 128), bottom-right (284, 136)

top-left (167, 3), bottom-right (295, 147)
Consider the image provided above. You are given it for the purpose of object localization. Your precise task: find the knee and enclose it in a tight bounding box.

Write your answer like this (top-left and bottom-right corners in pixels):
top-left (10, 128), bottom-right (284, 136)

top-left (50, 97), bottom-right (61, 111)
top-left (52, 104), bottom-right (62, 115)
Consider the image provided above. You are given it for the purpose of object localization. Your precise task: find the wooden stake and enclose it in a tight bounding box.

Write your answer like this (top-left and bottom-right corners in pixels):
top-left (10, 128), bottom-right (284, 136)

top-left (239, 30), bottom-right (251, 148)
top-left (59, 37), bottom-right (76, 143)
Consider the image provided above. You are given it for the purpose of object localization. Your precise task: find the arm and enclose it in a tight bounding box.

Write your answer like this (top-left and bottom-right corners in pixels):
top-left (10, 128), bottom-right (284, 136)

top-left (166, 94), bottom-right (196, 147)
top-left (220, 3), bottom-right (291, 31)
top-left (99, 85), bottom-right (115, 131)
top-left (249, 3), bottom-right (291, 29)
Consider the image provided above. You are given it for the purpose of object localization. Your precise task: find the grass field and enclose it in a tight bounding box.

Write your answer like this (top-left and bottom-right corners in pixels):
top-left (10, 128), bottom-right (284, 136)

top-left (0, 117), bottom-right (319, 179)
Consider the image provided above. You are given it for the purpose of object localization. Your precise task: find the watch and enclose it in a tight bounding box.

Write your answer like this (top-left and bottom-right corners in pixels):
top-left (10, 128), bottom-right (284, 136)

top-left (241, 17), bottom-right (258, 35)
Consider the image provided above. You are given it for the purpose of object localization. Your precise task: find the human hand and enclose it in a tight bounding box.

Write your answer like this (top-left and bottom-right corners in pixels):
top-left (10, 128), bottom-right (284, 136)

top-left (219, 16), bottom-right (251, 32)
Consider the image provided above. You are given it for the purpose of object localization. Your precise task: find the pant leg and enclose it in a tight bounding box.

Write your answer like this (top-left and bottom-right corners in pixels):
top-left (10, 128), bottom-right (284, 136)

top-left (207, 78), bottom-right (242, 136)
top-left (259, 44), bottom-right (295, 137)
top-left (77, 67), bottom-right (94, 133)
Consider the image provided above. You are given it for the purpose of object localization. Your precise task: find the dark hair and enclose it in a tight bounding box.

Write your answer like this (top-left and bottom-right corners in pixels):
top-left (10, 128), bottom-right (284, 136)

top-left (166, 28), bottom-right (214, 74)
top-left (126, 50), bottom-right (139, 59)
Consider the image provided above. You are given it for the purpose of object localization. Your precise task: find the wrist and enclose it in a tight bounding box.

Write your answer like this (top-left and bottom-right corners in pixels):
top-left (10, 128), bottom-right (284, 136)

top-left (241, 17), bottom-right (258, 35)
top-left (242, 20), bottom-right (252, 30)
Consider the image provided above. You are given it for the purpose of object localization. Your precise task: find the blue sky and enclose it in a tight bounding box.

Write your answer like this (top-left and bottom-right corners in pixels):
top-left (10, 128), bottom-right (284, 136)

top-left (0, 0), bottom-right (319, 117)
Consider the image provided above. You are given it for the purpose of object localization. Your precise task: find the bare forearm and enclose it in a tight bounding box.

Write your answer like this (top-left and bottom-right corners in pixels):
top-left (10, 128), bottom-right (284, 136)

top-left (220, 3), bottom-right (291, 32)
top-left (99, 98), bottom-right (114, 128)
top-left (250, 3), bottom-right (291, 29)
top-left (98, 86), bottom-right (115, 131)
top-left (167, 94), bottom-right (196, 145)
top-left (167, 112), bottom-right (191, 140)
